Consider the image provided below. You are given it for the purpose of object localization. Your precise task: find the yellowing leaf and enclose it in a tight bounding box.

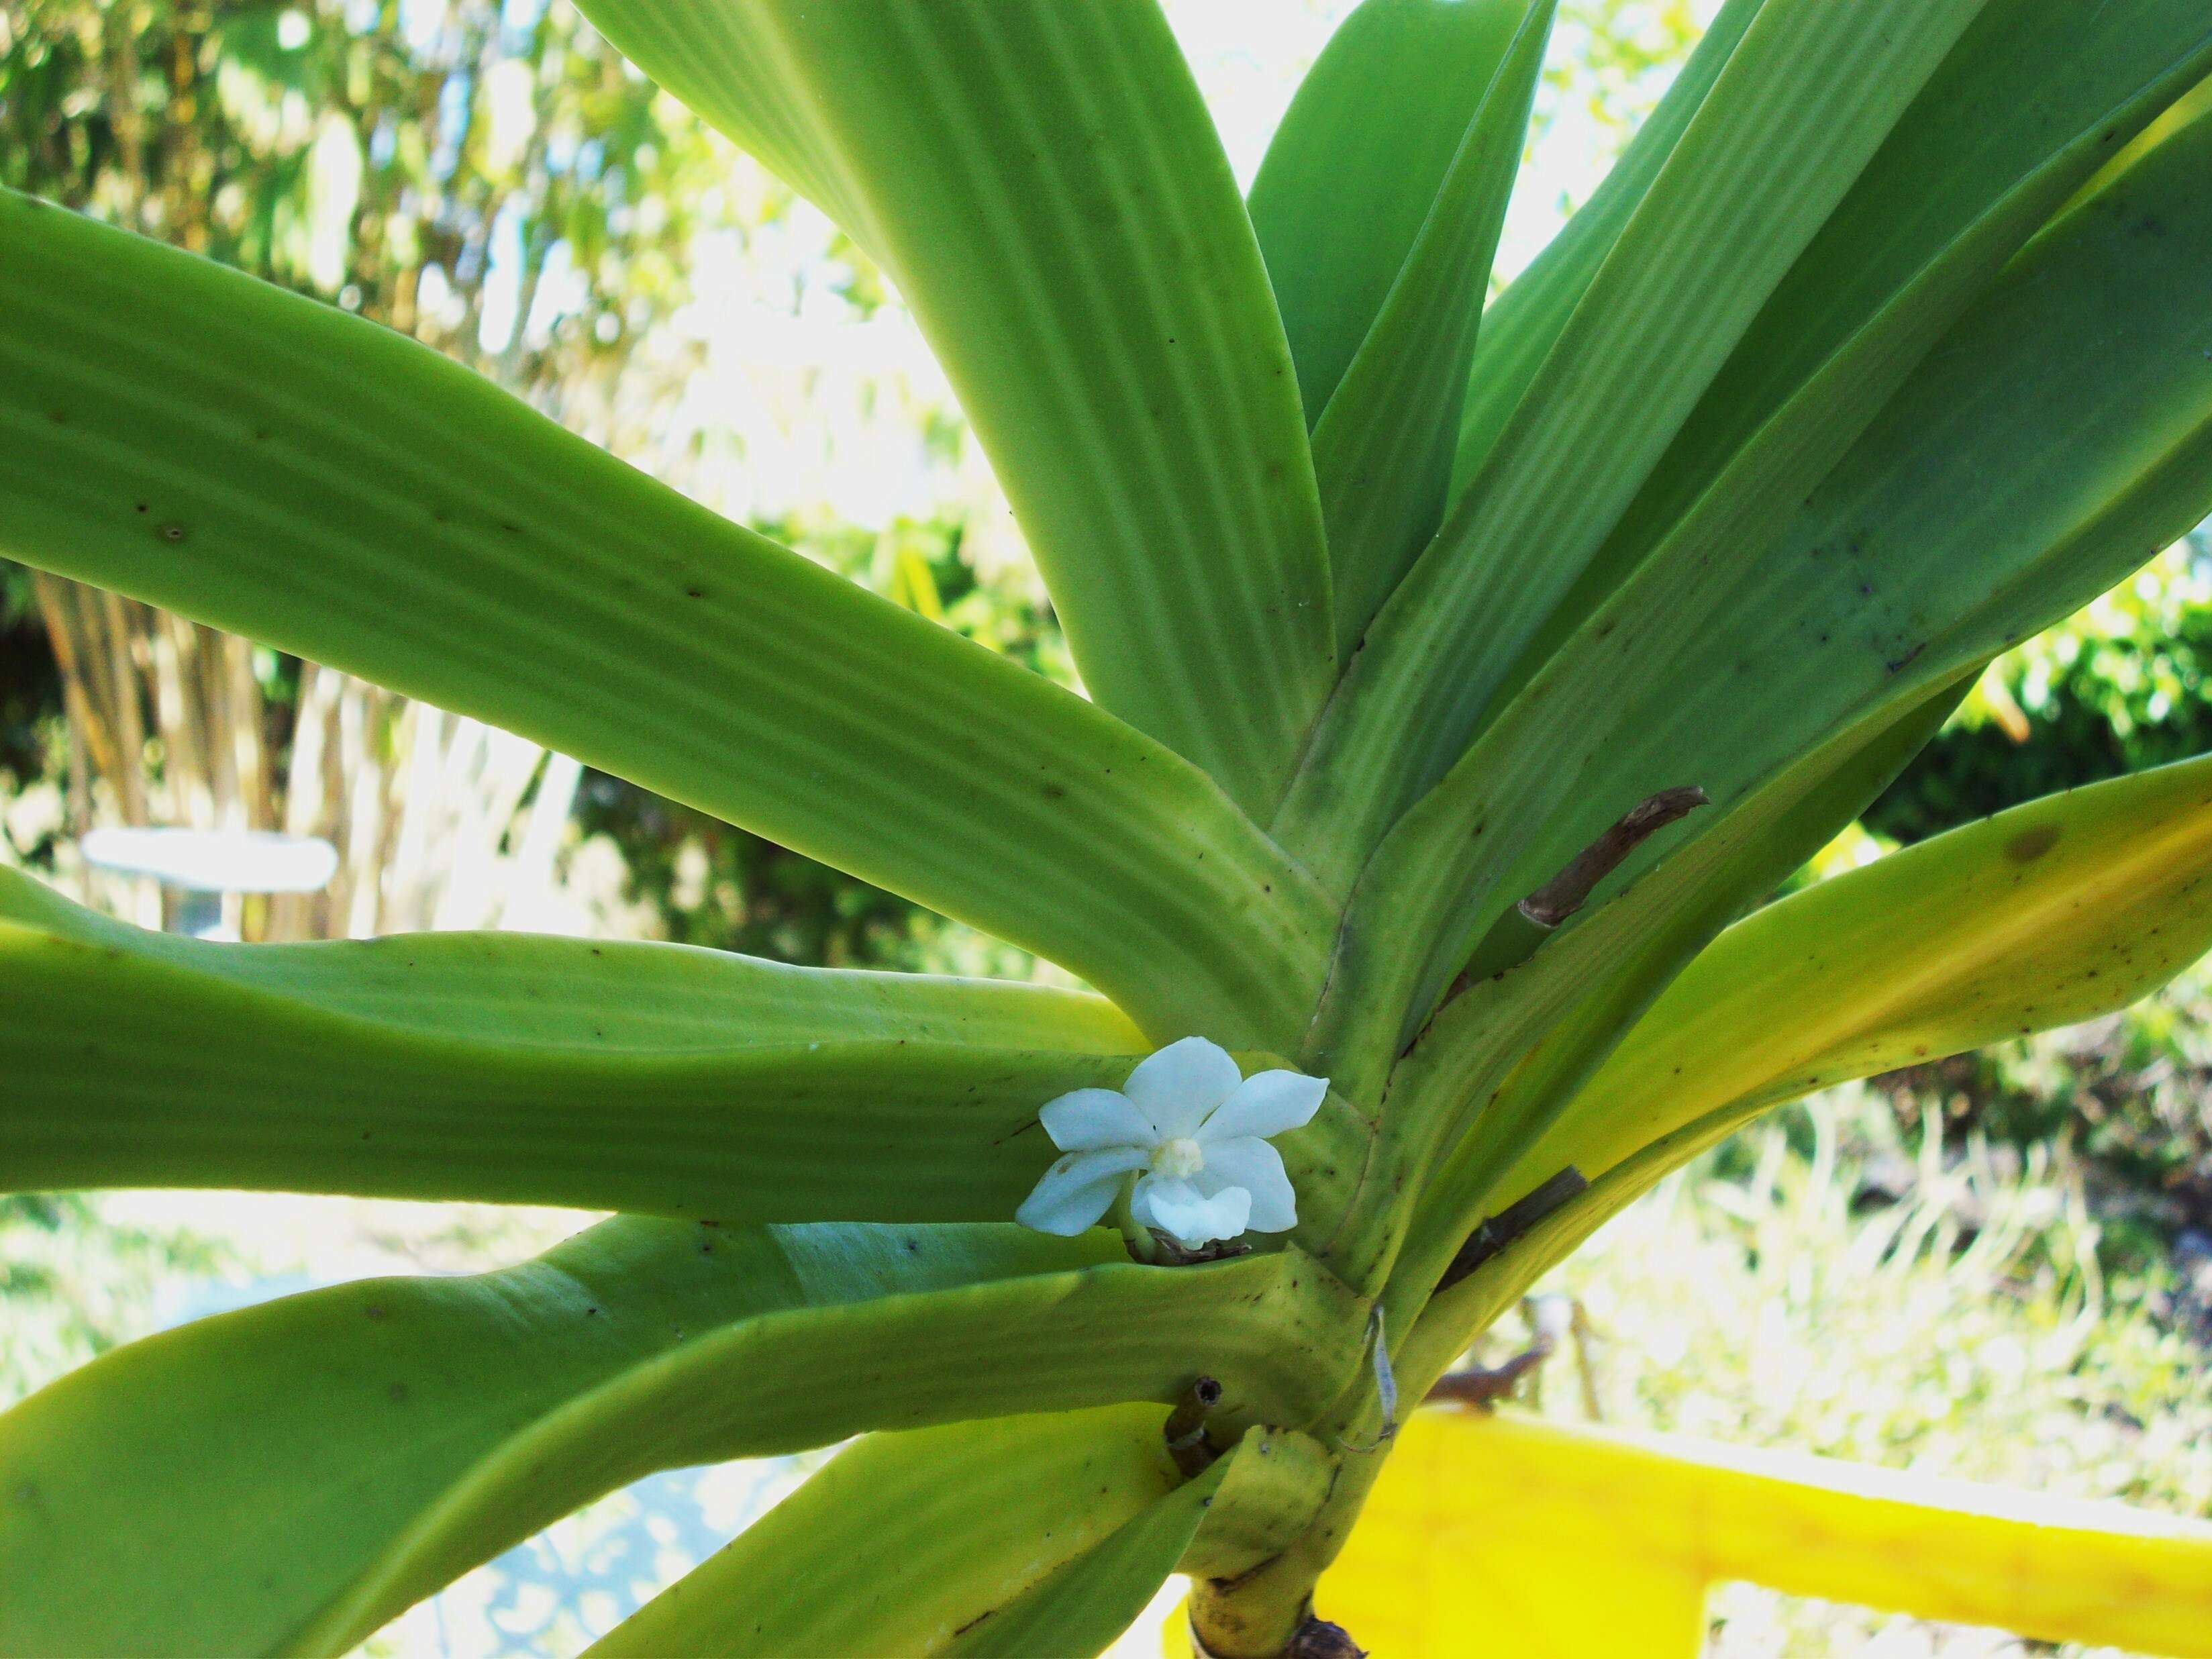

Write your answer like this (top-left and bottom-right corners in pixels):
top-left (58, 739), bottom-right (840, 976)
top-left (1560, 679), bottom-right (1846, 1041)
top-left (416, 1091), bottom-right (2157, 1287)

top-left (1502, 750), bottom-right (2212, 1209)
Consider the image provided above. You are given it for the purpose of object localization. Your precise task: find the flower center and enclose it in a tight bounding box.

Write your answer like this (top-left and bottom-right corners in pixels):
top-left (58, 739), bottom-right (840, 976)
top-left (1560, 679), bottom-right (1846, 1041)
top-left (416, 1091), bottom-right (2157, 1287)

top-left (1151, 1136), bottom-right (1205, 1180)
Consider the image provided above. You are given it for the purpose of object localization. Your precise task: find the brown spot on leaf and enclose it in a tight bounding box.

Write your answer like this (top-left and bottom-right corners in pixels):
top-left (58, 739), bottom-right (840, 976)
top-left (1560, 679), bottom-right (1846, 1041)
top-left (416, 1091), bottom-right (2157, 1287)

top-left (2005, 824), bottom-right (2061, 863)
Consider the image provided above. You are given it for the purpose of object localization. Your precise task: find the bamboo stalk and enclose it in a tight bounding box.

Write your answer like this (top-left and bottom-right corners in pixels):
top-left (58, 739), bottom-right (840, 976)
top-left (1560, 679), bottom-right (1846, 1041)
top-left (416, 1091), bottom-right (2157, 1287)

top-left (330, 677), bottom-right (368, 934)
top-left (97, 589), bottom-right (148, 827)
top-left (382, 701), bottom-right (446, 930)
top-left (364, 687), bottom-right (409, 936)
top-left (338, 681), bottom-right (397, 938)
top-left (30, 574), bottom-right (121, 785)
top-left (268, 660), bottom-right (341, 940)
top-left (152, 611), bottom-right (212, 827)
top-left (223, 630), bottom-right (268, 829)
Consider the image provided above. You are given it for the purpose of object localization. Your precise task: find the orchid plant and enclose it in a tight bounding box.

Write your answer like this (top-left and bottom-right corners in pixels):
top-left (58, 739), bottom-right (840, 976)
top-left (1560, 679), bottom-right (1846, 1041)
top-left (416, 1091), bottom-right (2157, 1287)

top-left (4, 1), bottom-right (2212, 1655)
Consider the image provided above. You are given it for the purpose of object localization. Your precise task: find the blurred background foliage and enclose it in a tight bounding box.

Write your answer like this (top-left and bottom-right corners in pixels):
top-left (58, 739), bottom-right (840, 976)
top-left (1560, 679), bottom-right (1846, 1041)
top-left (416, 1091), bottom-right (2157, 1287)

top-left (0, 1192), bottom-right (228, 1408)
top-left (3, 3), bottom-right (2211, 1652)
top-left (0, 0), bottom-right (732, 937)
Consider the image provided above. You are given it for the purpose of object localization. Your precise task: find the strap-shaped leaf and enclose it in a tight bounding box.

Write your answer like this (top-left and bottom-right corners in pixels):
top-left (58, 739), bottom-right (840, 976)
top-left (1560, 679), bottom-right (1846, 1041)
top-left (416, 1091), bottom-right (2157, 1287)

top-left (1448, 0), bottom-right (1763, 495)
top-left (1360, 673), bottom-right (1971, 1310)
top-left (0, 867), bottom-right (1138, 1054)
top-left (0, 192), bottom-right (1338, 1048)
top-left (1322, 1411), bottom-right (2212, 1658)
top-left (1401, 1113), bottom-right (1703, 1391)
top-left (1502, 0), bottom-right (2212, 701)
top-left (574, 0), bottom-right (1336, 814)
top-left (943, 1462), bottom-right (1223, 1659)
top-left (1328, 95), bottom-right (2212, 1068)
top-left (1314, 0), bottom-right (1558, 652)
top-left (589, 1406), bottom-right (1189, 1659)
top-left (1404, 760), bottom-right (2212, 1374)
top-left (0, 1220), bottom-right (1358, 1658)
top-left (1248, 0), bottom-right (1530, 430)
top-left (1178, 1425), bottom-right (1339, 1582)
top-left (1276, 0), bottom-right (1987, 868)
top-left (1495, 751), bottom-right (2212, 1211)
top-left (4, 869), bottom-right (1364, 1244)
top-left (0, 868), bottom-right (1150, 1220)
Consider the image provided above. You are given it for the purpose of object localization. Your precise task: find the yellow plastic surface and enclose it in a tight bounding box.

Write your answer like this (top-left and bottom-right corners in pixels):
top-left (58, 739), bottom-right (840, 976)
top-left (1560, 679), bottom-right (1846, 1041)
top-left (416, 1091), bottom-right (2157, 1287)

top-left (1295, 1409), bottom-right (2212, 1656)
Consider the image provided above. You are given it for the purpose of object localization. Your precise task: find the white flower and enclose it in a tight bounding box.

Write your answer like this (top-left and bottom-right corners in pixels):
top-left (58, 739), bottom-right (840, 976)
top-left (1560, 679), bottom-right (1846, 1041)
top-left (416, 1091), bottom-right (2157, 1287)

top-left (1015, 1036), bottom-right (1329, 1250)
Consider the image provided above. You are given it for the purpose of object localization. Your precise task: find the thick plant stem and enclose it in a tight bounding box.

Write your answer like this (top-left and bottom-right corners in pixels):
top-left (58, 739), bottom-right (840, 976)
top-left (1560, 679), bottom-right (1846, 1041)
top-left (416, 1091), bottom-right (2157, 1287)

top-left (1187, 1426), bottom-right (1387, 1657)
top-left (1191, 1603), bottom-right (1368, 1659)
top-left (1194, 1179), bottom-right (1585, 1654)
top-left (1188, 1311), bottom-right (1401, 1655)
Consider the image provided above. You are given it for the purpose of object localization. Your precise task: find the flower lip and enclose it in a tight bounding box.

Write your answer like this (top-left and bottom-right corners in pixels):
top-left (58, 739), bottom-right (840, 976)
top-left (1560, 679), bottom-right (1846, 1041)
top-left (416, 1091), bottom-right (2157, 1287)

top-left (1152, 1136), bottom-right (1205, 1180)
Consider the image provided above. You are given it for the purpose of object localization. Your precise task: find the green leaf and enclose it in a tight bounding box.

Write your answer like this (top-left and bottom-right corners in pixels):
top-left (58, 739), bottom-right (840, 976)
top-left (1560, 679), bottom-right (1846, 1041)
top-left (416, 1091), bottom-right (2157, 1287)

top-left (0, 867), bottom-right (1138, 1054)
top-left (0, 868), bottom-right (1150, 1220)
top-left (1496, 751), bottom-right (2212, 1210)
top-left (0, 1220), bottom-right (1357, 1658)
top-left (1248, 0), bottom-right (1531, 429)
top-left (3, 868), bottom-right (1363, 1244)
top-left (1448, 0), bottom-right (1763, 495)
top-left (1401, 753), bottom-right (2212, 1377)
top-left (574, 0), bottom-right (1336, 814)
top-left (1314, 0), bottom-right (1558, 652)
top-left (1180, 1425), bottom-right (1338, 1581)
top-left (0, 191), bottom-right (1338, 1048)
top-left (1494, 0), bottom-right (2212, 709)
top-left (1397, 1124), bottom-right (1662, 1391)
top-left (1277, 0), bottom-right (1988, 873)
top-left (1360, 671), bottom-right (1972, 1309)
top-left (941, 1459), bottom-right (1224, 1659)
top-left (1327, 93), bottom-right (2212, 1070)
top-left (589, 1407), bottom-right (1185, 1659)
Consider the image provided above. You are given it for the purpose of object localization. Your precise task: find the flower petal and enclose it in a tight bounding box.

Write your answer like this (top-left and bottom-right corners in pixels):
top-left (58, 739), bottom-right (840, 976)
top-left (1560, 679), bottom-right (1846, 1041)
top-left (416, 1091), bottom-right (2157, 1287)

top-left (1195, 1137), bottom-right (1297, 1233)
top-left (1015, 1146), bottom-right (1146, 1236)
top-left (1123, 1037), bottom-right (1243, 1138)
top-left (1132, 1174), bottom-right (1250, 1249)
top-left (1039, 1088), bottom-right (1155, 1152)
top-left (1197, 1068), bottom-right (1327, 1144)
